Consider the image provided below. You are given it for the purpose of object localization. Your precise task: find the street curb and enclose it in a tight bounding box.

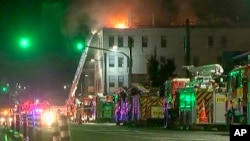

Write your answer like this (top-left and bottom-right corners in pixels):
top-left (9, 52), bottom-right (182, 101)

top-left (121, 124), bottom-right (228, 132)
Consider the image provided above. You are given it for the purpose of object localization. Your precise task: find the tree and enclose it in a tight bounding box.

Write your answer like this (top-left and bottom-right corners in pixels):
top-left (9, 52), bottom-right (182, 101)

top-left (147, 54), bottom-right (159, 87)
top-left (147, 52), bottom-right (176, 87)
top-left (159, 58), bottom-right (176, 85)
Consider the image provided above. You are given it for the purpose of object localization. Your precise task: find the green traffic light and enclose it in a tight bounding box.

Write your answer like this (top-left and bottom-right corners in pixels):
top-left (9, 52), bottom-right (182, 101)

top-left (20, 38), bottom-right (30, 48)
top-left (1, 86), bottom-right (8, 93)
top-left (77, 42), bottom-right (84, 50)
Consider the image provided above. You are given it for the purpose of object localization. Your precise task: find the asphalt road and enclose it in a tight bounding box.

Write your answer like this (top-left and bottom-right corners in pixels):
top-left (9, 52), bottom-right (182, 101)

top-left (0, 127), bottom-right (11, 141)
top-left (1, 123), bottom-right (230, 141)
top-left (69, 123), bottom-right (229, 141)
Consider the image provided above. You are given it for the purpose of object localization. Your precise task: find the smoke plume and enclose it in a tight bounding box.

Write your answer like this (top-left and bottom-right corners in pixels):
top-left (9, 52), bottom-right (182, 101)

top-left (63, 0), bottom-right (196, 38)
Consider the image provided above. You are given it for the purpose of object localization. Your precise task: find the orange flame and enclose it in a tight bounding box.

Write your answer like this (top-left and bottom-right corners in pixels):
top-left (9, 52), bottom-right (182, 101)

top-left (114, 23), bottom-right (128, 29)
top-left (105, 14), bottom-right (129, 29)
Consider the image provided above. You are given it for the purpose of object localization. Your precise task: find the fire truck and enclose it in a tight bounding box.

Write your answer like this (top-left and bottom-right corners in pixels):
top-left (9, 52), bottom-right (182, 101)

top-left (81, 95), bottom-right (95, 122)
top-left (95, 94), bottom-right (114, 122)
top-left (65, 35), bottom-right (94, 121)
top-left (164, 64), bottom-right (227, 130)
top-left (225, 65), bottom-right (250, 126)
top-left (163, 78), bottom-right (190, 128)
top-left (20, 100), bottom-right (56, 127)
top-left (114, 83), bottom-right (164, 126)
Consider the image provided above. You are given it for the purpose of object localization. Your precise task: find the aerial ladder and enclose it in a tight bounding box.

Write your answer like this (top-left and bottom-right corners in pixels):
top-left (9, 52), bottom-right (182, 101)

top-left (65, 34), bottom-right (95, 121)
top-left (183, 64), bottom-right (224, 88)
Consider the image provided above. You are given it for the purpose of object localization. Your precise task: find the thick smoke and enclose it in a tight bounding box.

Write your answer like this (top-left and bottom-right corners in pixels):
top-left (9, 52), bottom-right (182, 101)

top-left (63, 0), bottom-right (196, 38)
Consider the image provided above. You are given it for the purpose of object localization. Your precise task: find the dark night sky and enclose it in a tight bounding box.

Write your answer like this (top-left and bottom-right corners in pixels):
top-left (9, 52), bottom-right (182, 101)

top-left (0, 0), bottom-right (84, 105)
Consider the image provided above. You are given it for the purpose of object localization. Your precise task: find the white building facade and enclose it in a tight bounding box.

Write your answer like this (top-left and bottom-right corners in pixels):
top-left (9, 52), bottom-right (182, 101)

top-left (89, 26), bottom-right (250, 96)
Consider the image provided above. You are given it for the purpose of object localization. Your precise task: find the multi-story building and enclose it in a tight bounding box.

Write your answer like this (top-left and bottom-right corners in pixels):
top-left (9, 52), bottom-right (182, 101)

top-left (87, 25), bottom-right (250, 96)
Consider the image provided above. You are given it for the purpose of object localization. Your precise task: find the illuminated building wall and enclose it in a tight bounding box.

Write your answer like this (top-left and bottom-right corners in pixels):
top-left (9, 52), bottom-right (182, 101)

top-left (91, 26), bottom-right (250, 96)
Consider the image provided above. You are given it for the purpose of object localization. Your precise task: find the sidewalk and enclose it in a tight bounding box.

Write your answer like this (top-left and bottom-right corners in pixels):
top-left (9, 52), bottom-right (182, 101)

top-left (121, 123), bottom-right (228, 132)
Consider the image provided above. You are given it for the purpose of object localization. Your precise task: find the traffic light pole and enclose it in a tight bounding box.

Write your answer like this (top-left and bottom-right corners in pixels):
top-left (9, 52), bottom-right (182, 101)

top-left (128, 46), bottom-right (132, 87)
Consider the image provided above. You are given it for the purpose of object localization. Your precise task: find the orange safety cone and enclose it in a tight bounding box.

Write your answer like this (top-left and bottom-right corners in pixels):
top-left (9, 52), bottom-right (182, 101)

top-left (199, 100), bottom-right (208, 123)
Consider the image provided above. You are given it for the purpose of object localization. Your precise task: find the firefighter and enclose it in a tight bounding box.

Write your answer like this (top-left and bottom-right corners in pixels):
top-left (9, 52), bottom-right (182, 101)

top-left (163, 101), bottom-right (169, 129)
top-left (225, 100), bottom-right (234, 130)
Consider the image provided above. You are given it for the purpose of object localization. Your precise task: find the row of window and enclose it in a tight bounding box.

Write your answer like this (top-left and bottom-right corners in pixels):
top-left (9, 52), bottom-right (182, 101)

top-left (208, 36), bottom-right (227, 48)
top-left (109, 75), bottom-right (124, 87)
top-left (109, 56), bottom-right (125, 67)
top-left (109, 35), bottom-right (228, 48)
top-left (108, 35), bottom-right (167, 48)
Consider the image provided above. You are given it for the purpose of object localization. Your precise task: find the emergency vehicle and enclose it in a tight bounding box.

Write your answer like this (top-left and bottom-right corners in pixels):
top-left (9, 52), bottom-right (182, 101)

top-left (20, 100), bottom-right (56, 127)
top-left (163, 64), bottom-right (227, 130)
top-left (95, 94), bottom-right (114, 122)
top-left (81, 95), bottom-right (95, 122)
top-left (225, 65), bottom-right (250, 126)
top-left (114, 83), bottom-right (164, 126)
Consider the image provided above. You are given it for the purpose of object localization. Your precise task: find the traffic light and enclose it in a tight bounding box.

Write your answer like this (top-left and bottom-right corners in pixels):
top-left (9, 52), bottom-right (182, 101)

top-left (19, 37), bottom-right (30, 49)
top-left (76, 42), bottom-right (84, 51)
top-left (75, 37), bottom-right (86, 51)
top-left (1, 85), bottom-right (8, 94)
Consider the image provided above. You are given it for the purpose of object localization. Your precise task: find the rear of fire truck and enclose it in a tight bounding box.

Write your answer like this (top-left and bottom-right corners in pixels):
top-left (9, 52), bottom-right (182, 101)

top-left (20, 100), bottom-right (56, 128)
top-left (165, 64), bottom-right (226, 130)
top-left (81, 96), bottom-right (95, 123)
top-left (114, 83), bottom-right (164, 126)
top-left (163, 78), bottom-right (190, 128)
top-left (226, 65), bottom-right (250, 126)
top-left (96, 94), bottom-right (114, 122)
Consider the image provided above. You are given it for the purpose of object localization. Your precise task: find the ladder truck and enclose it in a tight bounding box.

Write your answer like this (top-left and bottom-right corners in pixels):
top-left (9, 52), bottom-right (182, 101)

top-left (65, 34), bottom-right (94, 121)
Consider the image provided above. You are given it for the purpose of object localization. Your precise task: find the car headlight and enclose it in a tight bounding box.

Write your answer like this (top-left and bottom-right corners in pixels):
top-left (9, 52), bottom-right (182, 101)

top-left (9, 117), bottom-right (13, 122)
top-left (42, 111), bottom-right (56, 126)
top-left (0, 117), bottom-right (5, 122)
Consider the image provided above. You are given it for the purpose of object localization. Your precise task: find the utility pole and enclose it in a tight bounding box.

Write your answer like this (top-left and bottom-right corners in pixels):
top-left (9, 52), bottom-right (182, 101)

top-left (128, 37), bottom-right (133, 87)
top-left (104, 53), bottom-right (107, 95)
top-left (185, 19), bottom-right (191, 77)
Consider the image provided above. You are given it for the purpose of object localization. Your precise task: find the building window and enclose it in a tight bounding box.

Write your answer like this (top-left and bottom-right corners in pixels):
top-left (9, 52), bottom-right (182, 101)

top-left (142, 36), bottom-right (148, 47)
top-left (221, 36), bottom-right (227, 48)
top-left (109, 76), bottom-right (115, 87)
top-left (109, 56), bottom-right (115, 67)
top-left (118, 75), bottom-right (124, 87)
top-left (161, 36), bottom-right (167, 48)
top-left (208, 36), bottom-right (214, 47)
top-left (193, 56), bottom-right (199, 66)
top-left (128, 36), bottom-right (134, 47)
top-left (118, 36), bottom-right (123, 47)
top-left (118, 56), bottom-right (124, 67)
top-left (109, 35), bottom-right (114, 47)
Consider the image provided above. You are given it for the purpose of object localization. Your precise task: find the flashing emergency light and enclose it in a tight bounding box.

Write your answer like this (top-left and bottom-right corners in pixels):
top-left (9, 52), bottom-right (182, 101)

top-left (0, 117), bottom-right (5, 123)
top-left (179, 88), bottom-right (196, 109)
top-left (42, 111), bottom-right (56, 126)
top-left (113, 94), bottom-right (119, 103)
